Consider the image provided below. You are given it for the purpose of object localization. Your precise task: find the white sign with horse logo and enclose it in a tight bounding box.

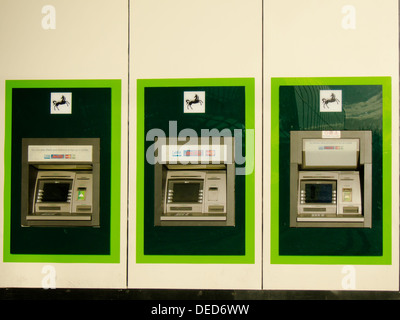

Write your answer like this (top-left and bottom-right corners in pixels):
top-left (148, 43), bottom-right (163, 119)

top-left (184, 91), bottom-right (205, 113)
top-left (320, 90), bottom-right (342, 112)
top-left (50, 92), bottom-right (72, 114)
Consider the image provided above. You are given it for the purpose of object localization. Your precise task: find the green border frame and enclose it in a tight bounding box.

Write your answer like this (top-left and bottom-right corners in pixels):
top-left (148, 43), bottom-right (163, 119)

top-left (136, 78), bottom-right (255, 264)
top-left (3, 79), bottom-right (121, 263)
top-left (271, 76), bottom-right (392, 265)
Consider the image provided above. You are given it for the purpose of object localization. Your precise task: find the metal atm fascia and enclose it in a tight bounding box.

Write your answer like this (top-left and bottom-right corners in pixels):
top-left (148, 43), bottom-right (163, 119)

top-left (154, 136), bottom-right (235, 227)
top-left (21, 138), bottom-right (100, 227)
top-left (290, 131), bottom-right (372, 228)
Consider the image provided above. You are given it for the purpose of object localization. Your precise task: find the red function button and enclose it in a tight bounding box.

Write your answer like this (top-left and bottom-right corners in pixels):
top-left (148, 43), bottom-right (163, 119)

top-left (185, 150), bottom-right (202, 156)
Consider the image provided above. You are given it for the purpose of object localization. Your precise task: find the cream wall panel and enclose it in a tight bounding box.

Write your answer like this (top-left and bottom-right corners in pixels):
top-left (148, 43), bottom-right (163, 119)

top-left (0, 0), bottom-right (128, 289)
top-left (129, 0), bottom-right (263, 289)
top-left (263, 0), bottom-right (399, 291)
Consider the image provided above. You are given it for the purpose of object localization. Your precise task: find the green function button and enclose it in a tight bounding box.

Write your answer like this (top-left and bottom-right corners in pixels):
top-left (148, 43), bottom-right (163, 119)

top-left (77, 188), bottom-right (86, 200)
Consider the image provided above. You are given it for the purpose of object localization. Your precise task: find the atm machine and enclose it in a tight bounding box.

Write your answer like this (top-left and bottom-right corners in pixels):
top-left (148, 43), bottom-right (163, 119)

top-left (153, 136), bottom-right (235, 227)
top-left (290, 131), bottom-right (372, 228)
top-left (21, 138), bottom-right (100, 227)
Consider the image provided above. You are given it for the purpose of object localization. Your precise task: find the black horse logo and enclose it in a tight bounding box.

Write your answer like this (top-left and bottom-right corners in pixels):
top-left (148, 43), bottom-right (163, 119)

top-left (52, 95), bottom-right (70, 110)
top-left (185, 94), bottom-right (203, 110)
top-left (321, 93), bottom-right (340, 109)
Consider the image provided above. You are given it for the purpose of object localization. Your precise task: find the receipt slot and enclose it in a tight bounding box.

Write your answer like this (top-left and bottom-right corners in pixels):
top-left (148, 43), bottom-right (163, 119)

top-left (21, 138), bottom-right (100, 227)
top-left (154, 137), bottom-right (235, 227)
top-left (290, 131), bottom-right (372, 228)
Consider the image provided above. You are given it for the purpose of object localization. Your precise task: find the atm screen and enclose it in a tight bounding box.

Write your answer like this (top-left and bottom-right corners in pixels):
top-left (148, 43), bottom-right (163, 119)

top-left (172, 182), bottom-right (200, 203)
top-left (41, 182), bottom-right (71, 202)
top-left (305, 183), bottom-right (333, 203)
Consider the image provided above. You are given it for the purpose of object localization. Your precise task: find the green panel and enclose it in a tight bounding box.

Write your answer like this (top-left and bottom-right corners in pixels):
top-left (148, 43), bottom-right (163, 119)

top-left (4, 80), bottom-right (121, 263)
top-left (136, 78), bottom-right (255, 264)
top-left (271, 77), bottom-right (392, 265)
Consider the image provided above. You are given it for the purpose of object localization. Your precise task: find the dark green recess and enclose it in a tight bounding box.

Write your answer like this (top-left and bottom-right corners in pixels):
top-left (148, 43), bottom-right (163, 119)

top-left (144, 86), bottom-right (246, 255)
top-left (11, 88), bottom-right (111, 255)
top-left (279, 85), bottom-right (383, 256)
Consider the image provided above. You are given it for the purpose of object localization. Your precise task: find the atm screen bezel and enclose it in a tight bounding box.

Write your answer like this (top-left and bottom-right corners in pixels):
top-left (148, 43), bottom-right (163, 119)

top-left (36, 179), bottom-right (73, 204)
top-left (167, 179), bottom-right (204, 204)
top-left (300, 180), bottom-right (337, 204)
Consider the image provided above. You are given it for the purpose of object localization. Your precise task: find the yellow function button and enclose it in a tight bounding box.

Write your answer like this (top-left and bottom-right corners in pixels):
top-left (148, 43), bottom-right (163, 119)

top-left (343, 188), bottom-right (352, 202)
